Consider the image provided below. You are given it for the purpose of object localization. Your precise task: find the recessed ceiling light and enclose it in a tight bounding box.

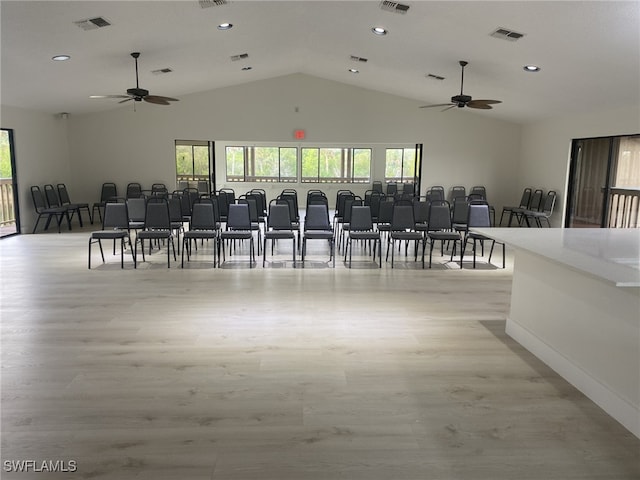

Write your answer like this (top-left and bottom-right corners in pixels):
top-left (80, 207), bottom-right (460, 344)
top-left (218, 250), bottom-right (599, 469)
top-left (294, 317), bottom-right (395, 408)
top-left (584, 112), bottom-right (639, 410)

top-left (523, 65), bottom-right (541, 72)
top-left (371, 26), bottom-right (388, 36)
top-left (241, 66), bottom-right (252, 71)
top-left (217, 22), bottom-right (233, 30)
top-left (349, 68), bottom-right (359, 74)
top-left (52, 55), bottom-right (70, 61)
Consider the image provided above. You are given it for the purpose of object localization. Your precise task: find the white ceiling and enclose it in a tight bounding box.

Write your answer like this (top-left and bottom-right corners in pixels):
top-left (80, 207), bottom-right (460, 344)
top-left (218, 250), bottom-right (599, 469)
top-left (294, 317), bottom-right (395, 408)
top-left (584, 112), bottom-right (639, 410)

top-left (1, 0), bottom-right (639, 124)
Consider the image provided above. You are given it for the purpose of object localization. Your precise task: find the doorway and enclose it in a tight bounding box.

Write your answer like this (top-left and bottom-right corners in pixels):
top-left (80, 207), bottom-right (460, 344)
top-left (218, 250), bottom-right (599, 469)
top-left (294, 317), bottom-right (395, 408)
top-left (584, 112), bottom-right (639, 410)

top-left (0, 129), bottom-right (20, 237)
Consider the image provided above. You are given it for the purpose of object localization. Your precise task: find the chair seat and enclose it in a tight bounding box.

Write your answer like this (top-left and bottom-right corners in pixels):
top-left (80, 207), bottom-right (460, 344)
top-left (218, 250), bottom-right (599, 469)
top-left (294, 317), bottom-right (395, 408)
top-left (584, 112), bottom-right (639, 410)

top-left (304, 231), bottom-right (334, 240)
top-left (184, 230), bottom-right (218, 239)
top-left (349, 231), bottom-right (380, 240)
top-left (390, 231), bottom-right (423, 241)
top-left (138, 230), bottom-right (172, 240)
top-left (91, 230), bottom-right (129, 240)
top-left (220, 231), bottom-right (253, 240)
top-left (265, 231), bottom-right (295, 239)
top-left (428, 231), bottom-right (460, 241)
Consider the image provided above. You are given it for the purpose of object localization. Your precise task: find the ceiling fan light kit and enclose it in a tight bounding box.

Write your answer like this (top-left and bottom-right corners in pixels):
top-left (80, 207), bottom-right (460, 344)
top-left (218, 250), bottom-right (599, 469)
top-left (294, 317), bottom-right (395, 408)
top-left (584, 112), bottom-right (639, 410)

top-left (90, 52), bottom-right (179, 107)
top-left (420, 60), bottom-right (501, 111)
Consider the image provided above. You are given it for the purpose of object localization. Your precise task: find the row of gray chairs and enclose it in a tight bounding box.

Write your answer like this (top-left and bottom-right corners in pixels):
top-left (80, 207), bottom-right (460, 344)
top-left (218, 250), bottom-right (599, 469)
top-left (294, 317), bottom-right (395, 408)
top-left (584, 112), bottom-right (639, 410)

top-left (500, 188), bottom-right (557, 227)
top-left (31, 184), bottom-right (92, 233)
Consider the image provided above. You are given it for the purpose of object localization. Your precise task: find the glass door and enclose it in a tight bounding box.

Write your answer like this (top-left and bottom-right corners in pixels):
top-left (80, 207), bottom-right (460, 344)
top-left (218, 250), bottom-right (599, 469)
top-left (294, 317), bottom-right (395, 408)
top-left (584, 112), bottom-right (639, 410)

top-left (175, 140), bottom-right (213, 195)
top-left (0, 129), bottom-right (19, 237)
top-left (566, 134), bottom-right (640, 228)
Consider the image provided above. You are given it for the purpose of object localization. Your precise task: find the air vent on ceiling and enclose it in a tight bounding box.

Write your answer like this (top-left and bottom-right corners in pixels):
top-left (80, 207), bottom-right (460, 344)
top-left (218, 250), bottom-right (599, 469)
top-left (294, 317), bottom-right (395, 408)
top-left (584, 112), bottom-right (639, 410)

top-left (73, 17), bottom-right (112, 31)
top-left (379, 1), bottom-right (410, 14)
top-left (230, 53), bottom-right (249, 61)
top-left (350, 55), bottom-right (368, 63)
top-left (426, 73), bottom-right (445, 81)
top-left (152, 68), bottom-right (173, 75)
top-left (199, 0), bottom-right (228, 8)
top-left (490, 27), bottom-right (525, 41)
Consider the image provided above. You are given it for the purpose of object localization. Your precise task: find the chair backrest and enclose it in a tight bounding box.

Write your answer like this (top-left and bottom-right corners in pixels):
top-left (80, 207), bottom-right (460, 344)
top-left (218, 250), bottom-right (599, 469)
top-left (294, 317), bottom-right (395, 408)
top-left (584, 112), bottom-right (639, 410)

top-left (189, 203), bottom-right (216, 230)
top-left (182, 188), bottom-right (199, 215)
top-left (343, 196), bottom-right (363, 224)
top-left (336, 193), bottom-right (355, 218)
top-left (426, 188), bottom-right (444, 202)
top-left (249, 189), bottom-right (267, 216)
top-left (151, 183), bottom-right (168, 198)
top-left (277, 195), bottom-right (299, 224)
top-left (279, 191), bottom-right (299, 219)
top-left (238, 196), bottom-right (259, 223)
top-left (103, 202), bottom-right (129, 230)
top-left (529, 189), bottom-right (545, 211)
top-left (467, 202), bottom-right (491, 228)
top-left (227, 203), bottom-right (251, 230)
top-left (519, 187), bottom-right (533, 208)
top-left (413, 199), bottom-right (429, 224)
top-left (100, 183), bottom-right (118, 202)
top-left (197, 180), bottom-right (209, 194)
top-left (372, 181), bottom-right (383, 193)
top-left (386, 182), bottom-right (398, 195)
top-left (390, 204), bottom-right (416, 231)
top-left (541, 191), bottom-right (557, 214)
top-left (334, 190), bottom-right (352, 212)
top-left (470, 185), bottom-right (487, 200)
top-left (451, 196), bottom-right (470, 224)
top-left (44, 184), bottom-right (61, 207)
top-left (144, 200), bottom-right (171, 230)
top-left (219, 188), bottom-right (236, 206)
top-left (428, 201), bottom-right (453, 231)
top-left (56, 183), bottom-right (72, 205)
top-left (304, 204), bottom-right (331, 231)
top-left (217, 191), bottom-right (230, 217)
top-left (450, 186), bottom-right (466, 202)
top-left (377, 199), bottom-right (394, 224)
top-left (126, 198), bottom-right (147, 222)
top-left (349, 206), bottom-right (374, 232)
top-left (126, 182), bottom-right (143, 199)
top-left (402, 182), bottom-right (415, 195)
top-left (368, 191), bottom-right (384, 219)
top-left (167, 197), bottom-right (183, 223)
top-left (31, 186), bottom-right (47, 212)
top-left (267, 203), bottom-right (293, 230)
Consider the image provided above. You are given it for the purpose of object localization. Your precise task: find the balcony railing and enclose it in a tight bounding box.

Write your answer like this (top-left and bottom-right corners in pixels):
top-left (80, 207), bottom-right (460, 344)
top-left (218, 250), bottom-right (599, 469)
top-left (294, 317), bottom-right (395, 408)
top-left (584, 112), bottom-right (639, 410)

top-left (607, 187), bottom-right (640, 228)
top-left (0, 178), bottom-right (16, 226)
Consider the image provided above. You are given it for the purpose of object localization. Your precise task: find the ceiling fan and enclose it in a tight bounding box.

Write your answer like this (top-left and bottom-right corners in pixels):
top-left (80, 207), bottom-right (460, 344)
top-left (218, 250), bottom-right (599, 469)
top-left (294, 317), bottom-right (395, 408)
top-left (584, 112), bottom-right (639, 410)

top-left (90, 52), bottom-right (179, 106)
top-left (420, 60), bottom-right (501, 111)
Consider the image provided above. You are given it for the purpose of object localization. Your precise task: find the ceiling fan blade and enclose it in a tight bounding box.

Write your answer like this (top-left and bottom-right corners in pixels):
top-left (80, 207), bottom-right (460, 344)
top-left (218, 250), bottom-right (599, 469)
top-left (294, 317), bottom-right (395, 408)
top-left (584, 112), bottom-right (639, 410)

top-left (148, 95), bottom-right (179, 102)
top-left (143, 96), bottom-right (170, 105)
top-left (419, 103), bottom-right (454, 109)
top-left (118, 98), bottom-right (134, 104)
top-left (441, 105), bottom-right (457, 112)
top-left (466, 103), bottom-right (493, 110)
top-left (89, 95), bottom-right (130, 99)
top-left (468, 99), bottom-right (501, 107)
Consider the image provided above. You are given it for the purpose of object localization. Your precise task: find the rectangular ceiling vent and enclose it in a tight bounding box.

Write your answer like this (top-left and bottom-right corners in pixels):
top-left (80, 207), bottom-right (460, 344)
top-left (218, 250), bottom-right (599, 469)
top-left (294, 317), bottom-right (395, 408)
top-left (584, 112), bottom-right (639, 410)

top-left (73, 17), bottom-right (112, 31)
top-left (350, 55), bottom-right (368, 63)
top-left (379, 1), bottom-right (410, 14)
top-left (230, 53), bottom-right (249, 61)
top-left (426, 73), bottom-right (445, 81)
top-left (152, 68), bottom-right (173, 75)
top-left (199, 0), bottom-right (228, 8)
top-left (490, 27), bottom-right (525, 41)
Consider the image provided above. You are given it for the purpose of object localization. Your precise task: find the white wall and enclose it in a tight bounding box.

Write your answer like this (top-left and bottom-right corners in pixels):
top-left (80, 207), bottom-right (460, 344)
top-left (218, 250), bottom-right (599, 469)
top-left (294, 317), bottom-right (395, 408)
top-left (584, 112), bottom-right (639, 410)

top-left (0, 105), bottom-right (71, 233)
top-left (519, 106), bottom-right (640, 226)
top-left (66, 74), bottom-right (521, 211)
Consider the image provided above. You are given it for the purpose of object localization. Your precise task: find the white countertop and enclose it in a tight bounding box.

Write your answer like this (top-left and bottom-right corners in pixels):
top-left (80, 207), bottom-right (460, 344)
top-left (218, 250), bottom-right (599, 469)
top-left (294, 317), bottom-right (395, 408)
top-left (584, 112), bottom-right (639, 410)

top-left (471, 228), bottom-right (640, 287)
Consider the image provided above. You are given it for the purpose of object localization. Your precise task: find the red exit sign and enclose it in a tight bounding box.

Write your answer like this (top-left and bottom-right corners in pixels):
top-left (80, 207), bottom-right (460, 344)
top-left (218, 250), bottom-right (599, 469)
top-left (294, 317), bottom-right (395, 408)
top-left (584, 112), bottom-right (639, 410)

top-left (294, 129), bottom-right (305, 140)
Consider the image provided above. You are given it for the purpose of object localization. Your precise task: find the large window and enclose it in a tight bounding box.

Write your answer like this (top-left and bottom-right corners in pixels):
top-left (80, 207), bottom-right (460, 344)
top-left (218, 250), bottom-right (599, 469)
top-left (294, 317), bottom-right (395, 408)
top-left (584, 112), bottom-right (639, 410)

top-left (301, 147), bottom-right (371, 183)
top-left (176, 140), bottom-right (212, 194)
top-left (385, 147), bottom-right (418, 183)
top-left (226, 146), bottom-right (297, 182)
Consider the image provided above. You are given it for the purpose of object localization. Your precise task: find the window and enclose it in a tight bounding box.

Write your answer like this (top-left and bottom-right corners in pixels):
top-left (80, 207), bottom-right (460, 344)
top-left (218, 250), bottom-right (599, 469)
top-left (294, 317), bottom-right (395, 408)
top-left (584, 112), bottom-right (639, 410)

top-left (175, 140), bottom-right (212, 194)
top-left (226, 146), bottom-right (297, 182)
top-left (385, 147), bottom-right (417, 183)
top-left (301, 147), bottom-right (371, 183)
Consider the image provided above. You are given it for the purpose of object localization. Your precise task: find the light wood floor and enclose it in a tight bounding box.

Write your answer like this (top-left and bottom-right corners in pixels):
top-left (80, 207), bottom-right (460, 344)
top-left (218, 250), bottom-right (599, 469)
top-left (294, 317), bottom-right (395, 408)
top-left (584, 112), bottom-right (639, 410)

top-left (1, 229), bottom-right (638, 479)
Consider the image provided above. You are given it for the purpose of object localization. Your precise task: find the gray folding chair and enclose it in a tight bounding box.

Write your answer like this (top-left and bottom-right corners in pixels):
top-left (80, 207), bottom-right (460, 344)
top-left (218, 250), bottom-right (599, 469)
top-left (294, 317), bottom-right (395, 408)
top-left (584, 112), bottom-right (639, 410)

top-left (88, 202), bottom-right (135, 269)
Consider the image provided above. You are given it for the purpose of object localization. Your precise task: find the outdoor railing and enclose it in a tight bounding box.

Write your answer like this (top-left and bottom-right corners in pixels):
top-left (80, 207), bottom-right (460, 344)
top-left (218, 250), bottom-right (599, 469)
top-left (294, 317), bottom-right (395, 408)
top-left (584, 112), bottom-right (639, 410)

top-left (0, 178), bottom-right (15, 226)
top-left (607, 187), bottom-right (640, 228)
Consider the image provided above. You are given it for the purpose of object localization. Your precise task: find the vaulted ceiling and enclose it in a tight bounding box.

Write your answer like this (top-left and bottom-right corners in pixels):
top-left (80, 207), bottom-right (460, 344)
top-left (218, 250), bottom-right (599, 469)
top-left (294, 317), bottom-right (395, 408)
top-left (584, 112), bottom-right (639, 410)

top-left (2, 1), bottom-right (639, 124)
